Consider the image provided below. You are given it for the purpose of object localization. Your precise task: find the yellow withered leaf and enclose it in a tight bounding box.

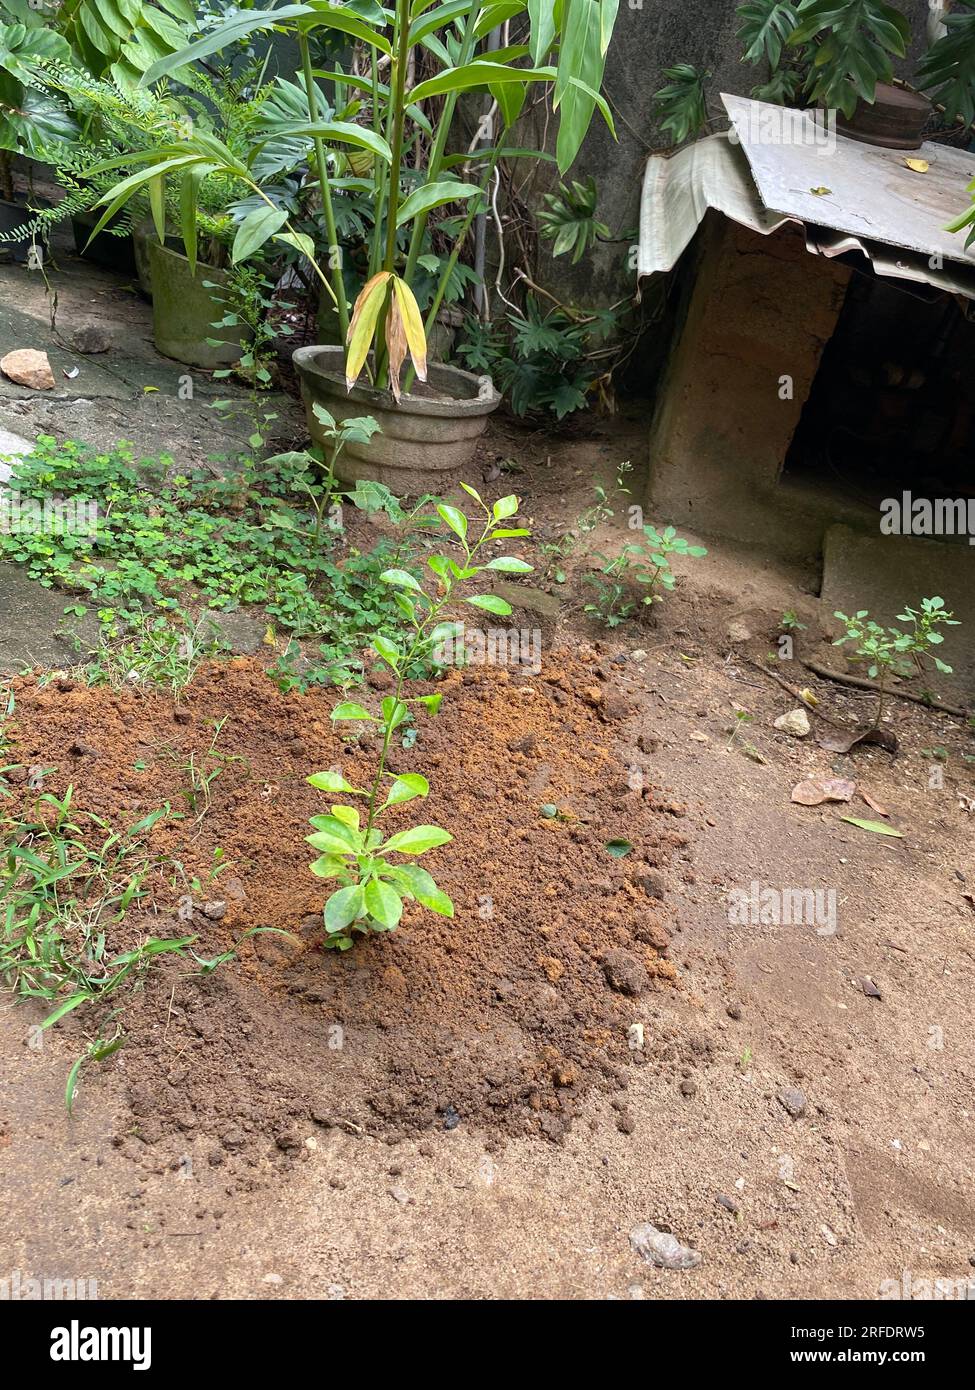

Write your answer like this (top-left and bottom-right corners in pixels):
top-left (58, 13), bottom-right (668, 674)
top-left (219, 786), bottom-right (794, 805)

top-left (384, 289), bottom-right (408, 403)
top-left (345, 270), bottom-right (391, 391)
top-left (809, 186), bottom-right (832, 196)
top-left (904, 158), bottom-right (929, 174)
top-left (392, 277), bottom-right (427, 386)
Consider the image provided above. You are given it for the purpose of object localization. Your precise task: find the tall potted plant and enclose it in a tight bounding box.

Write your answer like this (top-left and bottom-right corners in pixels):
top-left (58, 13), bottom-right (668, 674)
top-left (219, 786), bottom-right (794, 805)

top-left (108, 0), bottom-right (621, 490)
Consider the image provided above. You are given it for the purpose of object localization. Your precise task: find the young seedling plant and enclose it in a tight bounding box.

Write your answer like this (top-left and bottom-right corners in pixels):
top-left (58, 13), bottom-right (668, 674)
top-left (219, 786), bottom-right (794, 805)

top-left (585, 523), bottom-right (707, 627)
top-left (306, 489), bottom-right (532, 950)
top-left (833, 597), bottom-right (959, 731)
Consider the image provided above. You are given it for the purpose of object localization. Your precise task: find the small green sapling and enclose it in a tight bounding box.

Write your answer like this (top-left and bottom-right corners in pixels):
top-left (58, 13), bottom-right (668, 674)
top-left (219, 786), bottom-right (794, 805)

top-left (307, 488), bottom-right (532, 950)
top-left (833, 596), bottom-right (959, 729)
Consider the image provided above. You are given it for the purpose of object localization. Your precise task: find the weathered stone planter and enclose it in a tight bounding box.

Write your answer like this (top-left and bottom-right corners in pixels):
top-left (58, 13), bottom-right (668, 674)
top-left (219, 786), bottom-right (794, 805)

top-left (292, 344), bottom-right (500, 494)
top-left (147, 241), bottom-right (249, 369)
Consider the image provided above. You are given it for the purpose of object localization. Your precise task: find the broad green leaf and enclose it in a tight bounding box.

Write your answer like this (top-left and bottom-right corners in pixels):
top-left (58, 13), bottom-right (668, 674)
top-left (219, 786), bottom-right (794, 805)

top-left (306, 815), bottom-right (362, 853)
top-left (275, 229), bottom-right (317, 261)
top-left (484, 556), bottom-right (532, 572)
top-left (409, 60), bottom-right (556, 104)
top-left (307, 769), bottom-right (363, 794)
top-left (372, 633), bottom-right (402, 666)
top-left (331, 701), bottom-right (377, 721)
top-left (324, 883), bottom-right (365, 934)
top-left (466, 594), bottom-right (513, 615)
top-left (382, 824), bottom-right (453, 855)
top-left (310, 853), bottom-right (346, 879)
top-left (384, 773), bottom-right (429, 808)
top-left (139, 6), bottom-right (316, 86)
top-left (394, 180), bottom-right (480, 227)
top-left (389, 863), bottom-right (454, 915)
top-left (381, 567), bottom-right (423, 592)
top-left (381, 697), bottom-right (409, 730)
top-left (528, 0), bottom-right (557, 62)
top-left (260, 119), bottom-right (392, 163)
top-left (492, 494), bottom-right (518, 519)
top-left (330, 804), bottom-right (361, 830)
top-left (436, 503), bottom-right (468, 540)
top-left (364, 878), bottom-right (403, 929)
top-left (232, 204), bottom-right (289, 264)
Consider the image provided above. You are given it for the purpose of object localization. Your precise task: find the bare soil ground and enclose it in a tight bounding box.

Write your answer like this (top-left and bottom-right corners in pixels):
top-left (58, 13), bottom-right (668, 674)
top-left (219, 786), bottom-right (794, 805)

top-left (1, 414), bottom-right (974, 1301)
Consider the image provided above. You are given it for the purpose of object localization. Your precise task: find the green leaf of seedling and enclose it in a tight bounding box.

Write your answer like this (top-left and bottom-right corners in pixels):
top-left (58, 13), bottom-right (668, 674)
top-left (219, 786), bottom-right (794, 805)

top-left (372, 634), bottom-right (402, 667)
top-left (381, 568), bottom-right (423, 592)
top-left (490, 528), bottom-right (530, 538)
top-left (330, 805), bottom-right (361, 831)
top-left (416, 693), bottom-right (443, 715)
top-left (382, 697), bottom-right (409, 730)
top-left (331, 701), bottom-right (378, 721)
top-left (307, 816), bottom-right (362, 854)
top-left (307, 770), bottom-right (364, 794)
top-left (436, 503), bottom-right (468, 540)
top-left (459, 482), bottom-right (483, 504)
top-left (389, 864), bottom-right (454, 916)
top-left (310, 854), bottom-right (347, 879)
top-left (483, 556), bottom-right (533, 572)
top-left (382, 825), bottom-right (453, 855)
top-left (605, 838), bottom-right (633, 857)
top-left (466, 594), bottom-right (512, 615)
top-left (324, 883), bottom-right (365, 935)
top-left (364, 878), bottom-right (403, 929)
top-left (383, 773), bottom-right (429, 808)
top-left (492, 495), bottom-right (519, 520)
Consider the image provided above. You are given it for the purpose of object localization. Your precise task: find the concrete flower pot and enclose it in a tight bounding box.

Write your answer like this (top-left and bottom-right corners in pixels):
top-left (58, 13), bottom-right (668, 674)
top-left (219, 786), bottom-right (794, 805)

top-left (293, 344), bottom-right (500, 494)
top-left (147, 240), bottom-right (250, 369)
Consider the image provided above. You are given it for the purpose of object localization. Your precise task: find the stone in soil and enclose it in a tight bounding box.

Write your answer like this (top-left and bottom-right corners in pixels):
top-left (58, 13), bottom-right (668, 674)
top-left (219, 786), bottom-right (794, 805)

top-left (629, 1223), bottom-right (702, 1270)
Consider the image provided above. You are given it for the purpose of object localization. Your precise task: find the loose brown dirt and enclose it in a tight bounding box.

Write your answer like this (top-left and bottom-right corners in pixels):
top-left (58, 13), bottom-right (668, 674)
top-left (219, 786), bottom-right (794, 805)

top-left (2, 651), bottom-right (692, 1179)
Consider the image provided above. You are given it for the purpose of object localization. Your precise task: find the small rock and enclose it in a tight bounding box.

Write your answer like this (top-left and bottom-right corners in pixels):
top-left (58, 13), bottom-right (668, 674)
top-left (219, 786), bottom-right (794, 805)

top-left (602, 949), bottom-right (648, 997)
top-left (275, 1129), bottom-right (301, 1151)
top-left (774, 708), bottom-right (811, 738)
top-left (716, 1194), bottom-right (739, 1215)
top-left (726, 1001), bottom-right (743, 1020)
top-left (69, 324), bottom-right (113, 354)
top-left (679, 1078), bottom-right (697, 1099)
top-left (629, 1223), bottom-right (702, 1270)
top-left (1, 348), bottom-right (55, 390)
top-left (777, 1087), bottom-right (807, 1120)
top-left (443, 1105), bottom-right (461, 1130)
top-left (388, 1186), bottom-right (410, 1204)
top-left (262, 1272), bottom-right (284, 1285)
top-left (630, 649), bottom-right (647, 661)
top-left (201, 900), bottom-right (227, 921)
top-left (726, 620), bottom-right (752, 644)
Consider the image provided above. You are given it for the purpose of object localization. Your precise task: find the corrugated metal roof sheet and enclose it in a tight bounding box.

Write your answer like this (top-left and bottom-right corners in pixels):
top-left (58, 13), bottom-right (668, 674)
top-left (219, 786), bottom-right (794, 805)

top-left (638, 96), bottom-right (975, 301)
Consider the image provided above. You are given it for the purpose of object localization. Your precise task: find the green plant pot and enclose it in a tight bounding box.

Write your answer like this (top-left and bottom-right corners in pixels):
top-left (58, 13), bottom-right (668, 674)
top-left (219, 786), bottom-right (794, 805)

top-left (147, 240), bottom-right (250, 370)
top-left (292, 344), bottom-right (501, 495)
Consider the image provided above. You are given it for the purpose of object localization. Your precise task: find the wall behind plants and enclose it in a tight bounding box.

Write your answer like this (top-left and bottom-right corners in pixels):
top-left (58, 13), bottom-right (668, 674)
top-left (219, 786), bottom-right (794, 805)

top-left (520, 0), bottom-right (933, 307)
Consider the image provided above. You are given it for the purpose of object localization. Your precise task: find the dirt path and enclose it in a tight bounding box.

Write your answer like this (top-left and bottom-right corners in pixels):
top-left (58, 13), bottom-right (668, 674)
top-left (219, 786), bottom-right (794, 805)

top-left (2, 585), bottom-right (973, 1298)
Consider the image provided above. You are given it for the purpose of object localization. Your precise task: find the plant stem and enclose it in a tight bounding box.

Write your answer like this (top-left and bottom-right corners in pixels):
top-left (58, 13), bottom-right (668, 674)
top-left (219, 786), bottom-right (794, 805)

top-left (402, 144), bottom-right (501, 391)
top-left (299, 32), bottom-right (349, 340)
top-left (401, 5), bottom-right (482, 289)
top-left (363, 507), bottom-right (494, 834)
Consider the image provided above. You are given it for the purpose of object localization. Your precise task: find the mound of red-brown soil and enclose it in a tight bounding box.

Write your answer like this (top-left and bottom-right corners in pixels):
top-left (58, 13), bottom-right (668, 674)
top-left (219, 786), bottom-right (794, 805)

top-left (3, 653), bottom-right (693, 1173)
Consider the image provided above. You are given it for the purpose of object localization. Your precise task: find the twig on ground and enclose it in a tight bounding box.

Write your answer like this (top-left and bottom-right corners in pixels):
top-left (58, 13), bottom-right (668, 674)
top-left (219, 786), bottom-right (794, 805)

top-left (801, 661), bottom-right (970, 719)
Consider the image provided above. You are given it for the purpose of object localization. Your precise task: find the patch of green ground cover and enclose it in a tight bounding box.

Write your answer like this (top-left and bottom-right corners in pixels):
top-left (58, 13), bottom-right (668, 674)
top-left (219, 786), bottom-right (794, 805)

top-left (0, 437), bottom-right (430, 689)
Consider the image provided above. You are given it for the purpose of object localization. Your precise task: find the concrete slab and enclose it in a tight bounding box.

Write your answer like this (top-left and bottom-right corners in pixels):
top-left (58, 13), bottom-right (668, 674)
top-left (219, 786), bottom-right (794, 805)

top-left (0, 563), bottom-right (99, 674)
top-left (821, 524), bottom-right (975, 700)
top-left (0, 256), bottom-right (304, 467)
